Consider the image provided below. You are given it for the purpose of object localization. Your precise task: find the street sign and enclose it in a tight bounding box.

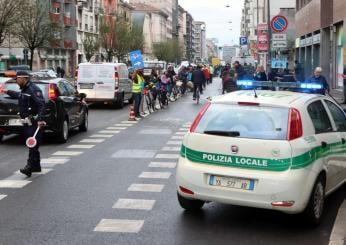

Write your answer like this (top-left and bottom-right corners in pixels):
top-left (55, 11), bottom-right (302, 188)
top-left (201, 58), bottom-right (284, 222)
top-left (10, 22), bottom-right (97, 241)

top-left (128, 50), bottom-right (144, 69)
top-left (272, 34), bottom-right (287, 48)
top-left (239, 36), bottom-right (248, 46)
top-left (257, 24), bottom-right (268, 52)
top-left (271, 15), bottom-right (288, 33)
top-left (271, 58), bottom-right (287, 69)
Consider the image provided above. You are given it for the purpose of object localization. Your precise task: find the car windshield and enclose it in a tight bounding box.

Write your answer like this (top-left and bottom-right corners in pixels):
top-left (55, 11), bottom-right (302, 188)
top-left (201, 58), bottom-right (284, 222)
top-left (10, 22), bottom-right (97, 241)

top-left (195, 103), bottom-right (289, 140)
top-left (4, 82), bottom-right (48, 98)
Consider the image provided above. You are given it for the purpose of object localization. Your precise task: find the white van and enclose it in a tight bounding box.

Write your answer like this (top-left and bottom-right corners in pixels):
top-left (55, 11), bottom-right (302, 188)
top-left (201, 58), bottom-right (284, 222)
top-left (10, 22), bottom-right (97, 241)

top-left (76, 63), bottom-right (132, 108)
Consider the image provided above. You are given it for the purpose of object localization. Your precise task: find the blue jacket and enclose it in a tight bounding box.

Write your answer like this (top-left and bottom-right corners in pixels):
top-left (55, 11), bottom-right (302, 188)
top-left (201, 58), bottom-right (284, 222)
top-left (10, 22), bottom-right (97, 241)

top-left (307, 75), bottom-right (329, 94)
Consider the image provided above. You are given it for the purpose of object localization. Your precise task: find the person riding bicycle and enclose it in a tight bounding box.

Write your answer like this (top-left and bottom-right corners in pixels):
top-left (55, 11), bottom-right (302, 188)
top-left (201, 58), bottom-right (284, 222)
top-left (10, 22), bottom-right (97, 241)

top-left (159, 71), bottom-right (171, 106)
top-left (191, 65), bottom-right (205, 100)
top-left (178, 66), bottom-right (188, 95)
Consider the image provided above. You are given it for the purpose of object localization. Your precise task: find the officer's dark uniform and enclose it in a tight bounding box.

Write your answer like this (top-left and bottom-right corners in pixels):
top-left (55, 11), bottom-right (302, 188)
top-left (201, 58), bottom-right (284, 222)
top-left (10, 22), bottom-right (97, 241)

top-left (6, 71), bottom-right (45, 177)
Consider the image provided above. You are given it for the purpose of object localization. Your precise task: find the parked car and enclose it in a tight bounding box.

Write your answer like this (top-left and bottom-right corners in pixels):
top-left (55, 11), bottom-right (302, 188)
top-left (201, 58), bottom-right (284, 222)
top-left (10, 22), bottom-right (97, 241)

top-left (76, 63), bottom-right (132, 108)
top-left (39, 69), bottom-right (57, 78)
top-left (0, 78), bottom-right (88, 143)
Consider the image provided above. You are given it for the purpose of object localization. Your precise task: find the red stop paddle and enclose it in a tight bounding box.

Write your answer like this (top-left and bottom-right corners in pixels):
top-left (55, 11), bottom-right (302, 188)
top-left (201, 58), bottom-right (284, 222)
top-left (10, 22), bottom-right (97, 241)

top-left (26, 127), bottom-right (41, 148)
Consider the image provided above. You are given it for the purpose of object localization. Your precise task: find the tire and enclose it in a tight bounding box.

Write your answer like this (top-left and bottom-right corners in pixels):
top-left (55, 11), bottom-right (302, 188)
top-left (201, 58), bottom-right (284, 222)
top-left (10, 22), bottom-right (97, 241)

top-left (302, 175), bottom-right (325, 226)
top-left (79, 112), bottom-right (88, 132)
top-left (57, 119), bottom-right (69, 143)
top-left (115, 93), bottom-right (124, 109)
top-left (0, 134), bottom-right (3, 142)
top-left (177, 192), bottom-right (205, 211)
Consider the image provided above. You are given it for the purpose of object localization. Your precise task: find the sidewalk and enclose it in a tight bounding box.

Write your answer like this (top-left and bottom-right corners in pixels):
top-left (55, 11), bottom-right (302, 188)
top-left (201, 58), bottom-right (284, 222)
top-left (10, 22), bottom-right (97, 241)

top-left (329, 199), bottom-right (346, 245)
top-left (330, 89), bottom-right (346, 109)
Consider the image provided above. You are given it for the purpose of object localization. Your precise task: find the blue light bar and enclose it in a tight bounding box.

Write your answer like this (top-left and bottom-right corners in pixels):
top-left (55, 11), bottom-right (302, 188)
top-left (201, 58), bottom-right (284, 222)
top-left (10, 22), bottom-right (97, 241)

top-left (237, 80), bottom-right (253, 86)
top-left (300, 83), bottom-right (323, 89)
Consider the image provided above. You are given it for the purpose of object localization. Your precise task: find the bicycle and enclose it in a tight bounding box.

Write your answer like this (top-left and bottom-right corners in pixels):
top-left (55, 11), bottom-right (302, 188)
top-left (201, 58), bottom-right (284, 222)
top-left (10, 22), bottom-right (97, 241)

top-left (142, 86), bottom-right (155, 114)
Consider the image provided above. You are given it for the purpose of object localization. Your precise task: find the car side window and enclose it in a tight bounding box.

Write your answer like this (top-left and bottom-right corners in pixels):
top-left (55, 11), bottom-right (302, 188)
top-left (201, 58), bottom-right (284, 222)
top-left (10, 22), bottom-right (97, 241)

top-left (57, 82), bottom-right (68, 96)
top-left (325, 100), bottom-right (346, 131)
top-left (63, 81), bottom-right (77, 96)
top-left (307, 100), bottom-right (333, 134)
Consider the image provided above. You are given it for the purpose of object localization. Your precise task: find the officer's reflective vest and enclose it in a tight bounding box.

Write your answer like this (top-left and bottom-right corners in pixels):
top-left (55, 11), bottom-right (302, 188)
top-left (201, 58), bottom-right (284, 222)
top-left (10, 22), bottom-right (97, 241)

top-left (132, 74), bottom-right (144, 93)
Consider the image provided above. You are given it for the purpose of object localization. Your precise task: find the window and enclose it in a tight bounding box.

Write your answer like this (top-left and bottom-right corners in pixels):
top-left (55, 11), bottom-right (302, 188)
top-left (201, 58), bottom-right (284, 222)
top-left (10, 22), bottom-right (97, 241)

top-left (325, 100), bottom-right (346, 131)
top-left (63, 81), bottom-right (77, 96)
top-left (57, 82), bottom-right (69, 96)
top-left (307, 100), bottom-right (333, 134)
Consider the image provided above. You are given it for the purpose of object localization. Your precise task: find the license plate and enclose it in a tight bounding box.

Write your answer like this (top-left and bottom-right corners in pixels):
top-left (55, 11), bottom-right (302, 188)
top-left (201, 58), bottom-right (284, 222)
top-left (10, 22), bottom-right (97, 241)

top-left (8, 119), bottom-right (22, 126)
top-left (209, 175), bottom-right (254, 191)
top-left (80, 84), bottom-right (93, 89)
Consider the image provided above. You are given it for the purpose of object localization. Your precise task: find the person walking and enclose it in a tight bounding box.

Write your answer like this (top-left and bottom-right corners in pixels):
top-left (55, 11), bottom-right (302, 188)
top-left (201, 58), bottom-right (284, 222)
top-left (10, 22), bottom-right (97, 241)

top-left (233, 61), bottom-right (245, 81)
top-left (191, 65), bottom-right (205, 100)
top-left (294, 60), bottom-right (305, 82)
top-left (132, 69), bottom-right (145, 119)
top-left (202, 65), bottom-right (210, 86)
top-left (0, 71), bottom-right (45, 177)
top-left (343, 66), bottom-right (346, 104)
top-left (222, 71), bottom-right (238, 94)
top-left (253, 65), bottom-right (268, 81)
top-left (307, 67), bottom-right (330, 95)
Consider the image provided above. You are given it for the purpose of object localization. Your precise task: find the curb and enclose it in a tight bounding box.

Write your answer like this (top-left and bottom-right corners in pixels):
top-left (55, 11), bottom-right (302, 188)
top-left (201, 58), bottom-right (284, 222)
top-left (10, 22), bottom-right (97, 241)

top-left (329, 199), bottom-right (346, 245)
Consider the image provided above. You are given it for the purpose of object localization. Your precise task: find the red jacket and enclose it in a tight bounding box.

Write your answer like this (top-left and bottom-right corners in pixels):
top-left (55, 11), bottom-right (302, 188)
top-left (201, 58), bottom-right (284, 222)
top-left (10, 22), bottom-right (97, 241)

top-left (203, 68), bottom-right (210, 79)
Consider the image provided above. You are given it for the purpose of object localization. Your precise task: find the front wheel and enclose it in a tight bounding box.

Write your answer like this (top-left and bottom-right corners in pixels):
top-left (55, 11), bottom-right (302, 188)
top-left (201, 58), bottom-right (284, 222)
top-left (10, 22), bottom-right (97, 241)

top-left (302, 176), bottom-right (325, 226)
top-left (177, 192), bottom-right (205, 211)
top-left (57, 119), bottom-right (69, 143)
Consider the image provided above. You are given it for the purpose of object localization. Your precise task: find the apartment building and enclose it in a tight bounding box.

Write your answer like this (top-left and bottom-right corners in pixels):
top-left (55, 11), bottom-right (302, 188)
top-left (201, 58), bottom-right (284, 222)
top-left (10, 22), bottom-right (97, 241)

top-left (296, 0), bottom-right (346, 88)
top-left (193, 21), bottom-right (207, 62)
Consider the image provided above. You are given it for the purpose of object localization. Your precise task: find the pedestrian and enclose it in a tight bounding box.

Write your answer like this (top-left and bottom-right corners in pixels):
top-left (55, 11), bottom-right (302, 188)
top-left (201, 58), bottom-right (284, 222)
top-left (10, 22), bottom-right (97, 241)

top-left (202, 65), bottom-right (210, 86)
top-left (149, 69), bottom-right (159, 102)
top-left (60, 68), bottom-right (65, 78)
top-left (307, 67), bottom-right (330, 95)
top-left (222, 71), bottom-right (238, 94)
top-left (191, 65), bottom-right (205, 100)
top-left (253, 65), bottom-right (267, 81)
top-left (294, 60), bottom-right (305, 82)
top-left (0, 71), bottom-right (45, 177)
top-left (233, 61), bottom-right (245, 81)
top-left (56, 66), bottom-right (61, 78)
top-left (132, 69), bottom-right (145, 119)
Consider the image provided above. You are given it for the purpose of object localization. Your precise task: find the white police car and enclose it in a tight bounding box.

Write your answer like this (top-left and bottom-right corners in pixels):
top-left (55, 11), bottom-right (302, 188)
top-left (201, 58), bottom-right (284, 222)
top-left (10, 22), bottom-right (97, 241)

top-left (176, 89), bottom-right (346, 225)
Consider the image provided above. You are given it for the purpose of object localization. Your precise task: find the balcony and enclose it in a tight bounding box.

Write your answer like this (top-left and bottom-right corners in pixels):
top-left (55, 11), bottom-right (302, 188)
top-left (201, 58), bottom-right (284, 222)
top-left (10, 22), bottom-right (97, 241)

top-left (49, 13), bottom-right (61, 24)
top-left (64, 16), bottom-right (72, 27)
top-left (64, 39), bottom-right (73, 49)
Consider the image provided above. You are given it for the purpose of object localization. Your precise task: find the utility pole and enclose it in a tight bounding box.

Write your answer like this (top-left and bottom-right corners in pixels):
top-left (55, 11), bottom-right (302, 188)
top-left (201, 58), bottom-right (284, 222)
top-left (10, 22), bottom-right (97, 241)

top-left (267, 0), bottom-right (272, 72)
top-left (256, 0), bottom-right (260, 64)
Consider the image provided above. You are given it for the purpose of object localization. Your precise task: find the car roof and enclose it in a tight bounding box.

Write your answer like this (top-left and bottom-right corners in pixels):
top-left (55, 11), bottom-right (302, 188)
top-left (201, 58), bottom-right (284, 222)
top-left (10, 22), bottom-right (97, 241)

top-left (78, 62), bottom-right (127, 67)
top-left (211, 90), bottom-right (323, 108)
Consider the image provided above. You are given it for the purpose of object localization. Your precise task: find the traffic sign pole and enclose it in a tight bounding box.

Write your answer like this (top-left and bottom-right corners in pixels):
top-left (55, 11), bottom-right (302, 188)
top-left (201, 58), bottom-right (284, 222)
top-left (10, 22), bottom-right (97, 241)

top-left (267, 0), bottom-right (272, 73)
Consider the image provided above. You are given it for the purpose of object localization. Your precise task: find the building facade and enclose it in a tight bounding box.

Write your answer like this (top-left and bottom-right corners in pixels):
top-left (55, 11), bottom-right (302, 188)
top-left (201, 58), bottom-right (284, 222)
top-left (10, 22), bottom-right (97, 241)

top-left (178, 6), bottom-right (187, 59)
top-left (295, 0), bottom-right (346, 89)
top-left (185, 12), bottom-right (194, 62)
top-left (193, 21), bottom-right (207, 62)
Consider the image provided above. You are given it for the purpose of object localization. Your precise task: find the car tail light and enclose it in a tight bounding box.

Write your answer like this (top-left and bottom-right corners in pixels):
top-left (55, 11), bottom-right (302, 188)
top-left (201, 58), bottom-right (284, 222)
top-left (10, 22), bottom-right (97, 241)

top-left (48, 84), bottom-right (58, 100)
top-left (179, 186), bottom-right (194, 195)
top-left (190, 102), bottom-right (211, 132)
top-left (287, 108), bottom-right (303, 141)
top-left (114, 67), bottom-right (119, 81)
top-left (238, 102), bottom-right (260, 106)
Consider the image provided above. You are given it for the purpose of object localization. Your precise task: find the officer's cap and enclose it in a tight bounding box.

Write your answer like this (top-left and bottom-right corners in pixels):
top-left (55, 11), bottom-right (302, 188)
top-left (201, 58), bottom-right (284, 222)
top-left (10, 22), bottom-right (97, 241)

top-left (16, 70), bottom-right (30, 78)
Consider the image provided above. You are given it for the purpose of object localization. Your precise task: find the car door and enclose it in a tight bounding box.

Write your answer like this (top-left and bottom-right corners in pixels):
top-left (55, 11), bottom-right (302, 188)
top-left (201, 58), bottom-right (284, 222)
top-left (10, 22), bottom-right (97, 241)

top-left (63, 81), bottom-right (82, 127)
top-left (306, 99), bottom-right (341, 192)
top-left (323, 99), bottom-right (346, 190)
top-left (57, 81), bottom-right (76, 128)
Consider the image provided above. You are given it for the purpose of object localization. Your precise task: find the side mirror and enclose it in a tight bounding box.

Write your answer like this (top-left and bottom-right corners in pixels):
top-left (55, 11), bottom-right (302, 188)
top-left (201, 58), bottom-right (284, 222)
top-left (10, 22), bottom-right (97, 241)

top-left (79, 93), bottom-right (87, 99)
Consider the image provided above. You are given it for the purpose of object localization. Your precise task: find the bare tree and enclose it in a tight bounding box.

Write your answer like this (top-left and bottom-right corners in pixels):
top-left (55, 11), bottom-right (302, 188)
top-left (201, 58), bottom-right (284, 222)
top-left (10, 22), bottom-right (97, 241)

top-left (15, 0), bottom-right (53, 70)
top-left (82, 34), bottom-right (99, 62)
top-left (0, 0), bottom-right (24, 46)
top-left (99, 17), bottom-right (117, 62)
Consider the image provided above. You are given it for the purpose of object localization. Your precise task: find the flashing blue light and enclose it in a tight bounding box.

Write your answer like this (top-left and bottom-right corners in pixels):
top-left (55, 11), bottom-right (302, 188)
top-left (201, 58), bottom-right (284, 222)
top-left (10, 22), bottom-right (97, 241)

top-left (237, 80), bottom-right (253, 86)
top-left (300, 83), bottom-right (323, 89)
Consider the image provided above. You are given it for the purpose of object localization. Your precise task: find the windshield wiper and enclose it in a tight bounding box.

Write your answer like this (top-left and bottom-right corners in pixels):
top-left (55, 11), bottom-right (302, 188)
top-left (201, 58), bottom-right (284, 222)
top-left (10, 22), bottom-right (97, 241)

top-left (204, 130), bottom-right (240, 137)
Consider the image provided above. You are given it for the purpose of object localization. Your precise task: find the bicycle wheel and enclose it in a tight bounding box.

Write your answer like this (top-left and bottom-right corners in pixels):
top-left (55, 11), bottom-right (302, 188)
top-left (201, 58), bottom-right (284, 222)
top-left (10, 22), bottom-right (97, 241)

top-left (145, 94), bottom-right (152, 113)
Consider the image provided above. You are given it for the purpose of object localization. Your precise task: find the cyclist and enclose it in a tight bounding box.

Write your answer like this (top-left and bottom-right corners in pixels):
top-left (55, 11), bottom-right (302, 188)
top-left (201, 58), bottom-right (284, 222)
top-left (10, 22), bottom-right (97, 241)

top-left (159, 71), bottom-right (171, 106)
top-left (178, 66), bottom-right (188, 95)
top-left (191, 65), bottom-right (205, 100)
top-left (148, 68), bottom-right (159, 102)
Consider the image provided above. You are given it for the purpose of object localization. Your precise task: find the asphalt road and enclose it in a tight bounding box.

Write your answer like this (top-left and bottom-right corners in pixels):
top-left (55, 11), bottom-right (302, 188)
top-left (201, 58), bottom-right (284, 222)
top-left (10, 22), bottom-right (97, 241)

top-left (0, 79), bottom-right (345, 245)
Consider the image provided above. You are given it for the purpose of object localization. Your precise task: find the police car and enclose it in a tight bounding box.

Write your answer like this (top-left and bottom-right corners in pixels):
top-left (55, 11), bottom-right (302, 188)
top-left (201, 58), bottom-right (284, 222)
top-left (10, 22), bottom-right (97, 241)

top-left (176, 85), bottom-right (346, 225)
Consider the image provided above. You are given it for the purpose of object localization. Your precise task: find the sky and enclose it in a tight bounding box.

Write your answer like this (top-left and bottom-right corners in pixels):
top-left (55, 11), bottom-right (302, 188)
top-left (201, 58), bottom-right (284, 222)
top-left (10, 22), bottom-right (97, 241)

top-left (179, 0), bottom-right (245, 46)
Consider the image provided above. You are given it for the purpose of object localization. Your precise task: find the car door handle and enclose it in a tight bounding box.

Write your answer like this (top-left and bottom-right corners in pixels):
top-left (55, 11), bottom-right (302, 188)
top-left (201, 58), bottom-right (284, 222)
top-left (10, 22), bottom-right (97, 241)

top-left (342, 138), bottom-right (346, 144)
top-left (321, 141), bottom-right (328, 148)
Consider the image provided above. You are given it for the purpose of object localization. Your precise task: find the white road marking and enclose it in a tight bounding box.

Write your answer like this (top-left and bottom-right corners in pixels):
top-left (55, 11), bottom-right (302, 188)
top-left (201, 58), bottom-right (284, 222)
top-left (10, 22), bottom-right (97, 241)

top-left (121, 121), bottom-right (138, 124)
top-left (183, 123), bottom-right (192, 127)
top-left (114, 124), bottom-right (133, 127)
top-left (98, 130), bottom-right (120, 134)
top-left (89, 134), bottom-right (113, 138)
top-left (80, 139), bottom-right (105, 143)
top-left (67, 145), bottom-right (95, 149)
top-left (329, 199), bottom-right (346, 245)
top-left (112, 150), bottom-right (156, 159)
top-left (107, 127), bottom-right (127, 130)
top-left (139, 129), bottom-right (172, 135)
top-left (0, 195), bottom-right (7, 201)
top-left (178, 128), bottom-right (188, 131)
top-left (53, 151), bottom-right (83, 156)
top-left (166, 141), bottom-right (183, 145)
top-left (12, 168), bottom-right (52, 178)
top-left (175, 132), bottom-right (186, 135)
top-left (112, 199), bottom-right (156, 210)
top-left (171, 136), bottom-right (184, 140)
top-left (128, 184), bottom-right (164, 192)
top-left (0, 180), bottom-right (31, 188)
top-left (94, 219), bottom-right (144, 233)
top-left (161, 147), bottom-right (180, 152)
top-left (155, 154), bottom-right (180, 159)
top-left (149, 162), bottom-right (177, 169)
top-left (41, 158), bottom-right (70, 164)
top-left (139, 172), bottom-right (171, 179)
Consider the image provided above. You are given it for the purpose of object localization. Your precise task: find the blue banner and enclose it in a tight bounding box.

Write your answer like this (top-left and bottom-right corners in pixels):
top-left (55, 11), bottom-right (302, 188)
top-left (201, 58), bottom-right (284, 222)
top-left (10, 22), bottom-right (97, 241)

top-left (129, 50), bottom-right (144, 69)
top-left (271, 58), bottom-right (287, 69)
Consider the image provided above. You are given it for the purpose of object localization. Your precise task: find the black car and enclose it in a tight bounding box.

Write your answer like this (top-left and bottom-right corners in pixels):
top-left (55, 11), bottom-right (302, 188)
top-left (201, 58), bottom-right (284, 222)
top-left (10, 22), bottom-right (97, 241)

top-left (0, 78), bottom-right (88, 143)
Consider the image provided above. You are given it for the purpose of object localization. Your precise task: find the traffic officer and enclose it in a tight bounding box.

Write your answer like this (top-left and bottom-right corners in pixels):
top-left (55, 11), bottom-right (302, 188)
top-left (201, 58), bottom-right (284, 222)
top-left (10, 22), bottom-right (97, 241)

top-left (132, 68), bottom-right (145, 119)
top-left (0, 71), bottom-right (45, 177)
